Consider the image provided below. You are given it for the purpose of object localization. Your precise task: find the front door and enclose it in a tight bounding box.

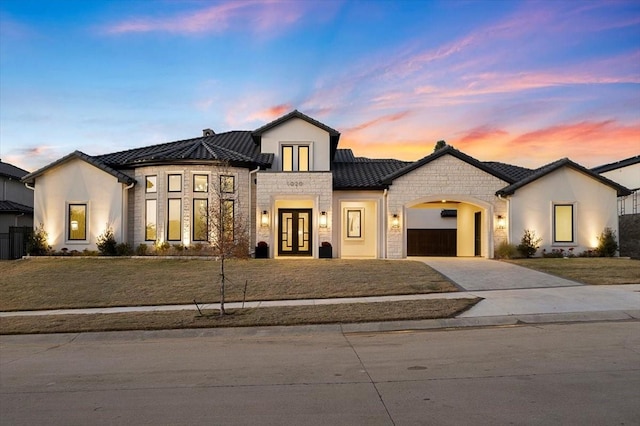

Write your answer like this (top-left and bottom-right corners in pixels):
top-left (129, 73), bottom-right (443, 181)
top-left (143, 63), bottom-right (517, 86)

top-left (278, 209), bottom-right (312, 256)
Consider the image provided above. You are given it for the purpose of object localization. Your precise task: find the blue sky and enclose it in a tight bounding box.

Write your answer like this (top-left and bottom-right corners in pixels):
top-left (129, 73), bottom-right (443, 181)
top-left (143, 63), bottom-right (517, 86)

top-left (1, 0), bottom-right (638, 172)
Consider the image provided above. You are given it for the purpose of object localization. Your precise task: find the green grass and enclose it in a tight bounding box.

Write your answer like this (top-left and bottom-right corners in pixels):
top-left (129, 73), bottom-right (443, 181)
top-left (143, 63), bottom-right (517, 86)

top-left (503, 258), bottom-right (640, 285)
top-left (0, 258), bottom-right (457, 311)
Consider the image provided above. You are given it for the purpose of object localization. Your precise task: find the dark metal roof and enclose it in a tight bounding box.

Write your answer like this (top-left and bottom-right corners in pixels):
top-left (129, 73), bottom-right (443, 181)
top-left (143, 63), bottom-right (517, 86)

top-left (482, 161), bottom-right (534, 182)
top-left (22, 151), bottom-right (136, 186)
top-left (0, 160), bottom-right (30, 180)
top-left (497, 158), bottom-right (632, 197)
top-left (381, 146), bottom-right (516, 185)
top-left (252, 109), bottom-right (340, 137)
top-left (0, 200), bottom-right (33, 214)
top-left (333, 157), bottom-right (411, 190)
top-left (95, 131), bottom-right (272, 169)
top-left (592, 155), bottom-right (640, 174)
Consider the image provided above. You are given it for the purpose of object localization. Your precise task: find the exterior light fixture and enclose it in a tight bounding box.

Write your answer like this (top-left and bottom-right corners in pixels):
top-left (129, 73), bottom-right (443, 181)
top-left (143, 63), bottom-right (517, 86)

top-left (71, 220), bottom-right (79, 231)
top-left (391, 214), bottom-right (400, 229)
top-left (319, 211), bottom-right (327, 228)
top-left (496, 215), bottom-right (506, 230)
top-left (261, 210), bottom-right (269, 227)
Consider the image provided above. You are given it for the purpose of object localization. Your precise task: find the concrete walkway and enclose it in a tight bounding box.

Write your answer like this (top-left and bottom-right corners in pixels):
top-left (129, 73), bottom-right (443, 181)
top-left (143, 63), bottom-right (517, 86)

top-left (419, 257), bottom-right (582, 290)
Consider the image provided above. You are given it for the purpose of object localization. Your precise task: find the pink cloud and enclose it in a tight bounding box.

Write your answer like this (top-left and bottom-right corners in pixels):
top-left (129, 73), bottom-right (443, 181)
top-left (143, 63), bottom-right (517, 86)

top-left (105, 1), bottom-right (306, 35)
top-left (247, 103), bottom-right (293, 122)
top-left (344, 111), bottom-right (411, 133)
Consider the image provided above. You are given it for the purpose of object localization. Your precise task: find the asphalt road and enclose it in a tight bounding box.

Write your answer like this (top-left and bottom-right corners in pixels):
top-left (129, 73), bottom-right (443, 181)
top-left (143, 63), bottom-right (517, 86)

top-left (1, 321), bottom-right (639, 425)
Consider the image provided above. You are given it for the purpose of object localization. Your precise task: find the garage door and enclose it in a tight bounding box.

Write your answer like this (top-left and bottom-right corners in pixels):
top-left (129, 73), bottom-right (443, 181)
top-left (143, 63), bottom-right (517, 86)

top-left (407, 229), bottom-right (457, 256)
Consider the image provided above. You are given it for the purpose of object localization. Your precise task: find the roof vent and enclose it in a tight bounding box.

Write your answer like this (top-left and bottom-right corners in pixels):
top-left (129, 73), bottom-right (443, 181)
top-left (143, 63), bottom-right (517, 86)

top-left (203, 128), bottom-right (215, 137)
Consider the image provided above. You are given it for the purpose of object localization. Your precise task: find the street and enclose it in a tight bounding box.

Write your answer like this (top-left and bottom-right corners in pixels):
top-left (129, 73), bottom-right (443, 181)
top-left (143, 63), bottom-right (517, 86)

top-left (1, 321), bottom-right (639, 425)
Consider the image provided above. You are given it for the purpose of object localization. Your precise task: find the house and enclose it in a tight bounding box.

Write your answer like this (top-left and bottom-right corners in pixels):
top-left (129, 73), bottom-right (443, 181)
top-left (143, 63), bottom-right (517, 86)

top-left (0, 160), bottom-right (34, 259)
top-left (22, 110), bottom-right (631, 258)
top-left (592, 155), bottom-right (639, 216)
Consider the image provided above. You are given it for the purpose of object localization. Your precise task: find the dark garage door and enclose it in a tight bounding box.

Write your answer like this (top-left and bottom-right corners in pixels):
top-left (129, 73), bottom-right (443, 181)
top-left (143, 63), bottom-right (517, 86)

top-left (407, 229), bottom-right (457, 256)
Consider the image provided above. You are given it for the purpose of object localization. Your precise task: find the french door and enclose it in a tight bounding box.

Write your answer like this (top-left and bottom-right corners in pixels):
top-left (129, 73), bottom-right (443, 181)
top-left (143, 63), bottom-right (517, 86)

top-left (278, 209), bottom-right (312, 256)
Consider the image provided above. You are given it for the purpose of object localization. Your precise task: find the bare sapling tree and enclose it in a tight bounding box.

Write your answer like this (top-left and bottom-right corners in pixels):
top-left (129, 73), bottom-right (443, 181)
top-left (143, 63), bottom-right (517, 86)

top-left (205, 162), bottom-right (251, 316)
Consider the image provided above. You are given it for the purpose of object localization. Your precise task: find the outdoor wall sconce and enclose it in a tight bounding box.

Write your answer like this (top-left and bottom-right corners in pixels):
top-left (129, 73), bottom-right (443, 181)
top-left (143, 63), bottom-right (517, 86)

top-left (71, 220), bottom-right (79, 231)
top-left (391, 214), bottom-right (400, 229)
top-left (261, 210), bottom-right (269, 227)
top-left (319, 211), bottom-right (327, 228)
top-left (496, 215), bottom-right (506, 230)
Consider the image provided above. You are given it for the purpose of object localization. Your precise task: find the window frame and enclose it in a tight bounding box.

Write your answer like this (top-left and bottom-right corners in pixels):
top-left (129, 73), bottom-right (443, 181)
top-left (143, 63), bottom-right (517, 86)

top-left (282, 145), bottom-right (294, 171)
top-left (220, 175), bottom-right (235, 194)
top-left (298, 146), bottom-right (309, 172)
top-left (167, 198), bottom-right (182, 241)
top-left (192, 198), bottom-right (209, 242)
top-left (221, 199), bottom-right (235, 241)
top-left (145, 175), bottom-right (157, 193)
top-left (145, 199), bottom-right (157, 241)
top-left (553, 203), bottom-right (575, 244)
top-left (168, 174), bottom-right (182, 193)
top-left (67, 203), bottom-right (88, 241)
top-left (193, 174), bottom-right (209, 193)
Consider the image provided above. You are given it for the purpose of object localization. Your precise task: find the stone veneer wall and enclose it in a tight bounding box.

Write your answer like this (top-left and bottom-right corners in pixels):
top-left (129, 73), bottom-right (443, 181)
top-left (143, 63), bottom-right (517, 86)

top-left (130, 165), bottom-right (250, 248)
top-left (256, 171), bottom-right (333, 251)
top-left (619, 213), bottom-right (640, 259)
top-left (386, 155), bottom-right (508, 259)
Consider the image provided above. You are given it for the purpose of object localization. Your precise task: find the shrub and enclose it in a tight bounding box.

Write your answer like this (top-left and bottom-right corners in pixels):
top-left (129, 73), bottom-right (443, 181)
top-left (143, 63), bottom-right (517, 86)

top-left (27, 223), bottom-right (51, 256)
top-left (495, 241), bottom-right (518, 259)
top-left (96, 226), bottom-right (117, 256)
top-left (116, 242), bottom-right (133, 256)
top-left (517, 229), bottom-right (542, 258)
top-left (596, 227), bottom-right (618, 257)
top-left (156, 241), bottom-right (171, 254)
top-left (136, 243), bottom-right (148, 256)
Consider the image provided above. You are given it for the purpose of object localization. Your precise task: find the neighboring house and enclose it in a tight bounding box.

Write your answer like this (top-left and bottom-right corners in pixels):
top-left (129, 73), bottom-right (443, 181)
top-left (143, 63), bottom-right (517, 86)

top-left (592, 156), bottom-right (639, 216)
top-left (22, 110), bottom-right (631, 258)
top-left (0, 160), bottom-right (34, 259)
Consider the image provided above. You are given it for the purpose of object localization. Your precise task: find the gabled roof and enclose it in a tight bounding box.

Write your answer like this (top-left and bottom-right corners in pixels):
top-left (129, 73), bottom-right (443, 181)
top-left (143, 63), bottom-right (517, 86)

top-left (482, 161), bottom-right (534, 182)
top-left (95, 131), bottom-right (272, 169)
top-left (333, 157), bottom-right (411, 190)
top-left (381, 146), bottom-right (516, 185)
top-left (0, 200), bottom-right (33, 214)
top-left (252, 110), bottom-right (341, 161)
top-left (0, 160), bottom-right (30, 180)
top-left (592, 155), bottom-right (640, 174)
top-left (21, 151), bottom-right (136, 186)
top-left (497, 158), bottom-right (632, 197)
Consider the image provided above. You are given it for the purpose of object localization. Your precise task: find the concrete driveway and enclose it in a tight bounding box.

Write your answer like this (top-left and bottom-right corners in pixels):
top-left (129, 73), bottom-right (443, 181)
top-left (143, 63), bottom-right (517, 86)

top-left (418, 257), bottom-right (583, 291)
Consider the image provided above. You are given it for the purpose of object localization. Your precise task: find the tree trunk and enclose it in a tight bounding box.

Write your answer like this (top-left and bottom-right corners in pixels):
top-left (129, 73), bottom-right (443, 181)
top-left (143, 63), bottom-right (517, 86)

top-left (219, 257), bottom-right (226, 316)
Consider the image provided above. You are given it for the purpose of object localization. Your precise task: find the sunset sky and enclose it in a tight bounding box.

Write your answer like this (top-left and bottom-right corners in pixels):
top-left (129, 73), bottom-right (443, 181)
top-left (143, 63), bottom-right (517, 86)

top-left (1, 0), bottom-right (638, 173)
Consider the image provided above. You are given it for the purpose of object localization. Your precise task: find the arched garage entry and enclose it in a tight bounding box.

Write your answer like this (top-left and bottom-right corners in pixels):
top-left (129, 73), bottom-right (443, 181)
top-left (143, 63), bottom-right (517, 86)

top-left (405, 195), bottom-right (494, 257)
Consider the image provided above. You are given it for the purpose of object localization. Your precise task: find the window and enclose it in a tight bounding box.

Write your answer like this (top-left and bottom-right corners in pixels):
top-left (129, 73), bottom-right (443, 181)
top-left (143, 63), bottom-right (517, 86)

top-left (554, 204), bottom-right (574, 243)
top-left (281, 145), bottom-right (310, 171)
top-left (145, 199), bottom-right (157, 241)
top-left (221, 199), bottom-right (234, 241)
top-left (167, 199), bottom-right (182, 241)
top-left (193, 199), bottom-right (208, 241)
top-left (193, 174), bottom-right (208, 192)
top-left (220, 175), bottom-right (235, 193)
top-left (68, 204), bottom-right (87, 240)
top-left (146, 176), bottom-right (157, 193)
top-left (282, 146), bottom-right (293, 171)
top-left (168, 174), bottom-right (182, 192)
top-left (298, 146), bottom-right (309, 171)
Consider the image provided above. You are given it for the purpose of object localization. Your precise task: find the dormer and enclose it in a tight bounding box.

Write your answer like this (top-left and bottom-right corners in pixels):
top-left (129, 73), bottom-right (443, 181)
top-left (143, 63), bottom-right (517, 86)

top-left (252, 110), bottom-right (340, 172)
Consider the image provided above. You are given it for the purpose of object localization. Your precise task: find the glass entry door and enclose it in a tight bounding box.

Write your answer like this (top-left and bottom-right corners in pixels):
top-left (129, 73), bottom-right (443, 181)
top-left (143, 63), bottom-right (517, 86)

top-left (278, 209), bottom-right (312, 256)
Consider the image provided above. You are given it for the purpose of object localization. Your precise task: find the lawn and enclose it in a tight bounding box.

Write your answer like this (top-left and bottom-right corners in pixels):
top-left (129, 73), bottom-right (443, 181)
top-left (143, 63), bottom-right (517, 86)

top-left (504, 258), bottom-right (640, 285)
top-left (0, 298), bottom-right (480, 335)
top-left (0, 258), bottom-right (457, 311)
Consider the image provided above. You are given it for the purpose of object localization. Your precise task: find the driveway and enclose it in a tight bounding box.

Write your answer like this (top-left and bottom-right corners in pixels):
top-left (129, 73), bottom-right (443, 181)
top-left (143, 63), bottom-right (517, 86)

top-left (418, 257), bottom-right (583, 291)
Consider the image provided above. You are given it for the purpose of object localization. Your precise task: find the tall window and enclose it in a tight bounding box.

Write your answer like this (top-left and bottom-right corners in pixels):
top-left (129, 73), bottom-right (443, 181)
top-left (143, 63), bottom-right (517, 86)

top-left (167, 199), bottom-right (182, 241)
top-left (68, 204), bottom-right (87, 240)
top-left (193, 174), bottom-right (208, 192)
top-left (554, 204), bottom-right (574, 243)
top-left (281, 145), bottom-right (310, 171)
top-left (168, 174), bottom-right (182, 192)
top-left (221, 199), bottom-right (234, 241)
top-left (220, 175), bottom-right (235, 193)
top-left (146, 176), bottom-right (157, 193)
top-left (193, 199), bottom-right (208, 241)
top-left (145, 199), bottom-right (157, 241)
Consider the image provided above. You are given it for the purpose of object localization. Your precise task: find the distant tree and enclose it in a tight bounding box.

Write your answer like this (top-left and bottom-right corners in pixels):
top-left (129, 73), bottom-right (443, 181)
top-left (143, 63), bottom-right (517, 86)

top-left (434, 140), bottom-right (447, 152)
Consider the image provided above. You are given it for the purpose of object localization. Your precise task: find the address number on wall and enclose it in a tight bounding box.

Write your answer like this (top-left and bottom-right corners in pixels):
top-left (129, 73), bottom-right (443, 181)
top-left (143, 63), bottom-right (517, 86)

top-left (287, 181), bottom-right (304, 187)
